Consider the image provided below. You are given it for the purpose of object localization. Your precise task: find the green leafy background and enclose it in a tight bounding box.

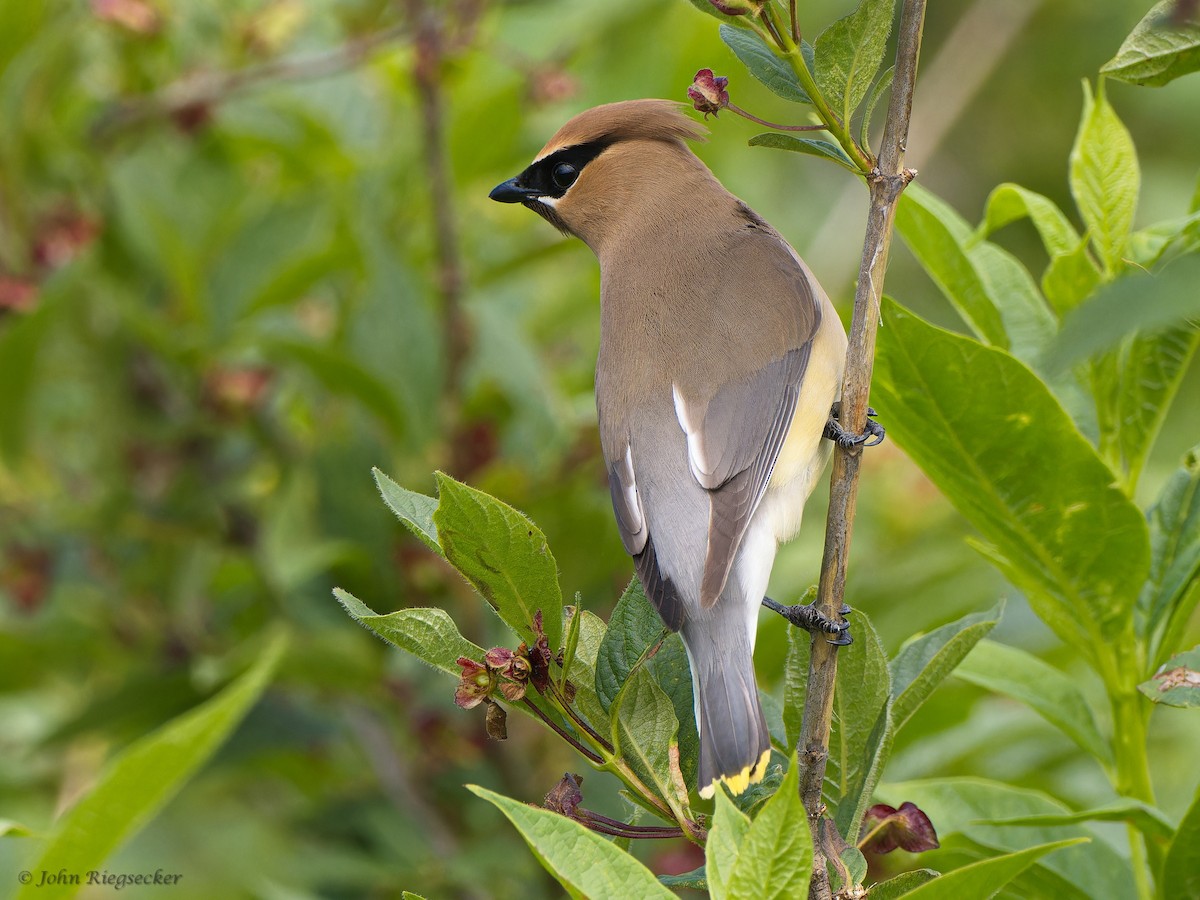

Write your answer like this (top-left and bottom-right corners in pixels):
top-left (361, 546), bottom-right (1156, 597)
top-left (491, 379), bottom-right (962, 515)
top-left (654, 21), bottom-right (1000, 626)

top-left (1, 1), bottom-right (1198, 898)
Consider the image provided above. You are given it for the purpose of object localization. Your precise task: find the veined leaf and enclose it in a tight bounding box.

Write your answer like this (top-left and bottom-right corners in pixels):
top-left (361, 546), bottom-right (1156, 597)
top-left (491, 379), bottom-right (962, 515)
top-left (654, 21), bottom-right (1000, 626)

top-left (467, 785), bottom-right (674, 900)
top-left (595, 578), bottom-right (665, 712)
top-left (748, 132), bottom-right (858, 171)
top-left (783, 624), bottom-right (812, 751)
top-left (829, 615), bottom-right (892, 837)
top-left (1139, 646), bottom-right (1200, 708)
top-left (1042, 236), bottom-right (1103, 316)
top-left (982, 799), bottom-right (1175, 842)
top-left (813, 0), bottom-right (897, 127)
top-left (1162, 783), bottom-right (1200, 900)
top-left (976, 183), bottom-right (1081, 258)
top-left (18, 632), bottom-right (287, 900)
top-left (954, 639), bottom-right (1111, 764)
top-left (866, 870), bottom-right (939, 898)
top-left (726, 758), bottom-right (812, 899)
top-left (873, 300), bottom-right (1150, 657)
top-left (1140, 446), bottom-right (1200, 657)
top-left (706, 788), bottom-right (752, 900)
top-left (646, 635), bottom-right (699, 786)
top-left (899, 839), bottom-right (1086, 900)
top-left (563, 608), bottom-right (613, 738)
top-left (611, 668), bottom-right (680, 811)
top-left (372, 468), bottom-right (440, 555)
top-left (1101, 1), bottom-right (1200, 87)
top-left (1069, 80), bottom-right (1139, 276)
top-left (334, 589), bottom-right (482, 677)
top-left (433, 473), bottom-right (563, 652)
top-left (859, 65), bottom-right (894, 152)
top-left (720, 24), bottom-right (811, 103)
top-left (889, 602), bottom-right (1002, 732)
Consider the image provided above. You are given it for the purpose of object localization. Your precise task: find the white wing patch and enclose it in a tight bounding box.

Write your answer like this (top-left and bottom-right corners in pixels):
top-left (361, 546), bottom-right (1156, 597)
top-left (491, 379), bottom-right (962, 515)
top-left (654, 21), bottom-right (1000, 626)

top-left (672, 383), bottom-right (713, 485)
top-left (618, 443), bottom-right (644, 535)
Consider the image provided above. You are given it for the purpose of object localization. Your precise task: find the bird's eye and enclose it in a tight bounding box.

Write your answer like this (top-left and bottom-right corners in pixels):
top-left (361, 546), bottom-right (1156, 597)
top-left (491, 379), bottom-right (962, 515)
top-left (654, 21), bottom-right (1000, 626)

top-left (552, 162), bottom-right (578, 189)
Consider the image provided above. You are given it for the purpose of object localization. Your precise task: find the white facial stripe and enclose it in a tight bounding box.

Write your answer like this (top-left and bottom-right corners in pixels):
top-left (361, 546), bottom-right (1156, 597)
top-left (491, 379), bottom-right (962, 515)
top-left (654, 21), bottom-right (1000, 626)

top-left (539, 196), bottom-right (560, 208)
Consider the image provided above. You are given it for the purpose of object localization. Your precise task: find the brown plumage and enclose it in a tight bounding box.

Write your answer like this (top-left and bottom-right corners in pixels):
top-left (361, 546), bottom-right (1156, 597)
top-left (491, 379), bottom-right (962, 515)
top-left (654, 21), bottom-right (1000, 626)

top-left (491, 99), bottom-right (847, 799)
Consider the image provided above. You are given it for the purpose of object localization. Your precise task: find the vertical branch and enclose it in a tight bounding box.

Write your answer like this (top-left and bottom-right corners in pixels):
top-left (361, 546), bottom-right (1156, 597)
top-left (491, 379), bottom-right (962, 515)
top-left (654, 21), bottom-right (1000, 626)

top-left (407, 0), bottom-right (470, 455)
top-left (797, 2), bottom-right (926, 898)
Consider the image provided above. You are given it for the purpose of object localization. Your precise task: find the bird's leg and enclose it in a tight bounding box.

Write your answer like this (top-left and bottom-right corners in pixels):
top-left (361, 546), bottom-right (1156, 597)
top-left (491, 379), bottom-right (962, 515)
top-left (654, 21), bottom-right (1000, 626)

top-left (824, 402), bottom-right (885, 449)
top-left (762, 596), bottom-right (853, 646)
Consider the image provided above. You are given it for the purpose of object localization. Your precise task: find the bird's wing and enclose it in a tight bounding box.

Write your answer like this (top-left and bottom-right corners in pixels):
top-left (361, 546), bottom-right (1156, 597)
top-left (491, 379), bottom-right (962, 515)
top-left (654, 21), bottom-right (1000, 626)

top-left (675, 343), bottom-right (814, 607)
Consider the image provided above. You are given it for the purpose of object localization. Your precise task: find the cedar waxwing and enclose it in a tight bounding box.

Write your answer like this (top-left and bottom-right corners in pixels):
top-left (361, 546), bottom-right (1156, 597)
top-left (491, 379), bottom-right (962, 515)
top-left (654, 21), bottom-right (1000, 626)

top-left (490, 99), bottom-right (866, 800)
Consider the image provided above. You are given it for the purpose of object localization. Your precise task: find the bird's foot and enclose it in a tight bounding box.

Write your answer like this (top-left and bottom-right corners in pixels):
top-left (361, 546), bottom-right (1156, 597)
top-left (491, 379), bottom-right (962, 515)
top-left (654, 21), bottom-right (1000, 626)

top-left (824, 404), bottom-right (885, 449)
top-left (762, 597), bottom-right (853, 646)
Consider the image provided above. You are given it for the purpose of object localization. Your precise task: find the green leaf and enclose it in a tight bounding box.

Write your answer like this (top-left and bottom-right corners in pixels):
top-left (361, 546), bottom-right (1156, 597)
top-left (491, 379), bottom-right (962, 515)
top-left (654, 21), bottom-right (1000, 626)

top-left (895, 185), bottom-right (1057, 365)
top-left (433, 473), bottom-right (563, 652)
top-left (859, 65), bottom-right (894, 151)
top-left (646, 634), bottom-right (700, 787)
top-left (1042, 236), bottom-right (1103, 316)
top-left (726, 758), bottom-right (813, 899)
top-left (466, 784), bottom-right (675, 900)
top-left (683, 0), bottom-right (756, 29)
top-left (748, 133), bottom-right (858, 171)
top-left (1139, 645), bottom-right (1200, 707)
top-left (596, 578), bottom-right (666, 712)
top-left (563, 609), bottom-right (613, 736)
top-left (867, 869), bottom-right (940, 898)
top-left (813, 0), bottom-right (897, 127)
top-left (954, 640), bottom-right (1111, 764)
top-left (1101, 1), bottom-right (1200, 87)
top-left (873, 300), bottom-right (1150, 657)
top-left (658, 866), bottom-right (707, 889)
top-left (18, 632), bottom-right (287, 900)
top-left (876, 778), bottom-right (1136, 899)
top-left (1130, 210), bottom-right (1200, 268)
top-left (830, 615), bottom-right (892, 836)
top-left (0, 819), bottom-right (32, 837)
top-left (1141, 446), bottom-right (1200, 653)
top-left (706, 788), bottom-right (752, 900)
top-left (889, 602), bottom-right (1003, 732)
top-left (783, 622), bottom-right (812, 751)
top-left (900, 839), bottom-right (1086, 900)
top-left (372, 468), bottom-right (441, 555)
top-left (611, 668), bottom-right (681, 810)
top-left (982, 799), bottom-right (1175, 843)
top-left (1069, 80), bottom-right (1139, 275)
top-left (1162, 783), bottom-right (1200, 900)
top-left (720, 24), bottom-right (811, 103)
top-left (977, 183), bottom-right (1082, 258)
top-left (333, 589), bottom-right (483, 677)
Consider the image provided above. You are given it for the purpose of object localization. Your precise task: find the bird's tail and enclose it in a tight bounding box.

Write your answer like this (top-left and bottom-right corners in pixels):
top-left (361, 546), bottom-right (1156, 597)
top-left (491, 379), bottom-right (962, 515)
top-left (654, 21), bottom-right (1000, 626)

top-left (682, 607), bottom-right (771, 800)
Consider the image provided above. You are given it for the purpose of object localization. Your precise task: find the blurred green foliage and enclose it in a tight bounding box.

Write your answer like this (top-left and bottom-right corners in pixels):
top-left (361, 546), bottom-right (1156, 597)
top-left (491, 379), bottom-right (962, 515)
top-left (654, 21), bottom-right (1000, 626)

top-left (1, 0), bottom-right (1199, 898)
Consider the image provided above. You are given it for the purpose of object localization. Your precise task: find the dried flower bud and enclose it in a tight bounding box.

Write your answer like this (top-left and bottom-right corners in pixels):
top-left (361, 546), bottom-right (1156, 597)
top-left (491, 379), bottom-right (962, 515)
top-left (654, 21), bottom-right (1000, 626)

top-left (485, 647), bottom-right (516, 669)
top-left (544, 773), bottom-right (584, 818)
top-left (484, 699), bottom-right (508, 740)
top-left (861, 802), bottom-right (940, 855)
top-left (688, 69), bottom-right (730, 117)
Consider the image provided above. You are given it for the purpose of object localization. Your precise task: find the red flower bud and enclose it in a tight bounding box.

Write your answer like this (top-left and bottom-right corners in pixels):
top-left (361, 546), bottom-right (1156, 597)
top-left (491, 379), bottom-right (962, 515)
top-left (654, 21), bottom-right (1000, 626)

top-left (688, 69), bottom-right (730, 117)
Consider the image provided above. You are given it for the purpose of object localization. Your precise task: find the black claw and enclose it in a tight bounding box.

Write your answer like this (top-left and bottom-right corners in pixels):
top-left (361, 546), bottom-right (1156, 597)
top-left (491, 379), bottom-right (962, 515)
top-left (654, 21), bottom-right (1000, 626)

top-left (762, 596), bottom-right (852, 645)
top-left (824, 407), bottom-right (886, 449)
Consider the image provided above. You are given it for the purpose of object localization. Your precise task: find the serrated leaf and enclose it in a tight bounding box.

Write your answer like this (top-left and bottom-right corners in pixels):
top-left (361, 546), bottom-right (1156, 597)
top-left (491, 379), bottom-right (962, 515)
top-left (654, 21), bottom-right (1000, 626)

top-left (1140, 446), bottom-right (1200, 653)
top-left (813, 0), bottom-right (897, 127)
top-left (1101, 1), bottom-right (1200, 87)
top-left (720, 24), bottom-right (811, 103)
top-left (1139, 645), bottom-right (1200, 707)
top-left (748, 132), bottom-right (858, 171)
top-left (829, 615), bottom-right (892, 837)
top-left (876, 778), bottom-right (1136, 899)
top-left (467, 784), bottom-right (674, 900)
top-left (954, 639), bottom-right (1111, 764)
top-left (866, 869), bottom-right (939, 898)
top-left (372, 467), bottom-right (440, 555)
top-left (981, 799), bottom-right (1175, 842)
top-left (977, 183), bottom-right (1081, 258)
top-left (900, 839), bottom-right (1086, 900)
top-left (706, 789), bottom-right (752, 900)
top-left (783, 624), bottom-right (812, 751)
top-left (334, 589), bottom-right (483, 676)
top-left (433, 473), bottom-right (562, 652)
top-left (896, 185), bottom-right (1057, 364)
top-left (596, 578), bottom-right (666, 712)
top-left (873, 299), bottom-right (1150, 658)
top-left (1069, 80), bottom-right (1139, 275)
top-left (889, 602), bottom-right (1002, 732)
top-left (726, 758), bottom-right (812, 899)
top-left (611, 669), bottom-right (680, 810)
top-left (1162, 783), bottom-right (1200, 900)
top-left (17, 632), bottom-right (287, 900)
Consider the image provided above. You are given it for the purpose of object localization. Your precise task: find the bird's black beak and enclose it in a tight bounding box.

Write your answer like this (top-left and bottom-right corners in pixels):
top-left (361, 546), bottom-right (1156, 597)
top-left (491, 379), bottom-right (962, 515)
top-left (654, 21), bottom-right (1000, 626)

top-left (489, 178), bottom-right (538, 203)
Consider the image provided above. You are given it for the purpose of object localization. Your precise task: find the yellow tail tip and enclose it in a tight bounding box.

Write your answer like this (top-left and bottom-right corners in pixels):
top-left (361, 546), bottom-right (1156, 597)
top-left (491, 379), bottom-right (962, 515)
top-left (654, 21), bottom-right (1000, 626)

top-left (698, 748), bottom-right (772, 799)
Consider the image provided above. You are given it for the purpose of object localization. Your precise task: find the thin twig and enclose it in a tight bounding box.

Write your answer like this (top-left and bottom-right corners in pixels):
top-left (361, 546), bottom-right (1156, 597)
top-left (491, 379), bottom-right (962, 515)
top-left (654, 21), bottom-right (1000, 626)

top-left (92, 23), bottom-right (408, 140)
top-left (522, 697), bottom-right (605, 764)
top-left (727, 102), bottom-right (827, 132)
top-left (797, 2), bottom-right (926, 899)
